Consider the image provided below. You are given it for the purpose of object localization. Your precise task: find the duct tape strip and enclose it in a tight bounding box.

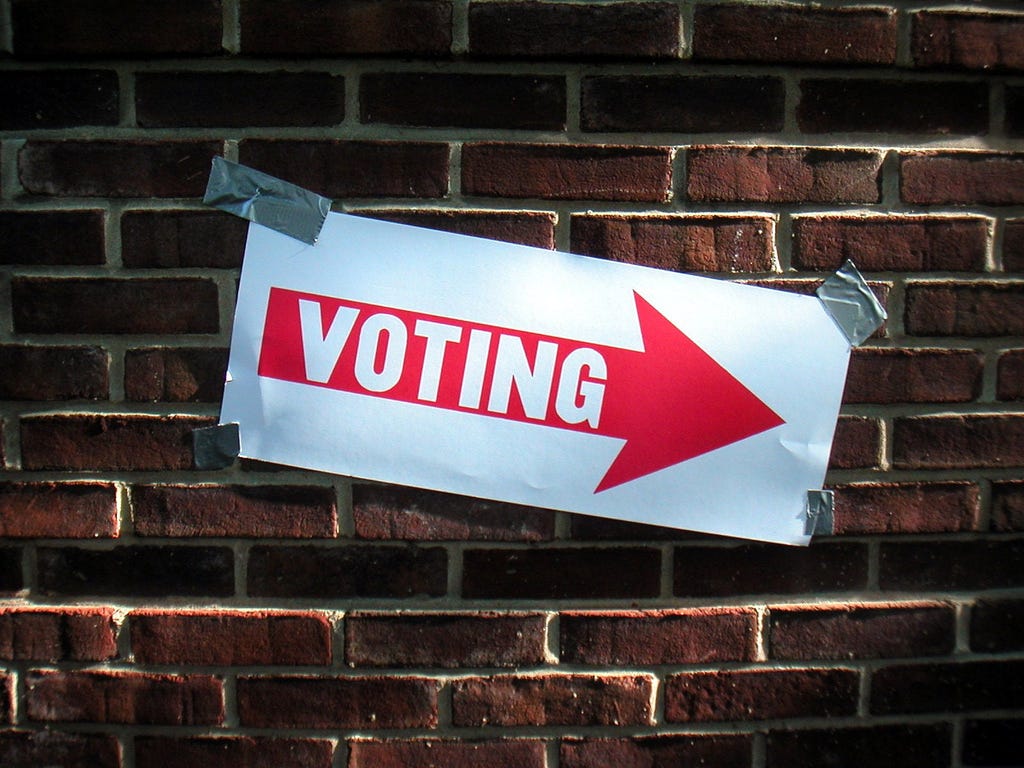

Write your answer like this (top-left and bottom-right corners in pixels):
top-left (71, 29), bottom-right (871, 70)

top-left (193, 423), bottom-right (240, 470)
top-left (203, 157), bottom-right (331, 245)
top-left (816, 260), bottom-right (887, 347)
top-left (805, 489), bottom-right (835, 536)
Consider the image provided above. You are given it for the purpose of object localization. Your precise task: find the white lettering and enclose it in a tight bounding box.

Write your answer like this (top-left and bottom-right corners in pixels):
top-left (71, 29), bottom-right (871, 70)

top-left (487, 335), bottom-right (558, 420)
top-left (354, 313), bottom-right (407, 392)
top-left (299, 299), bottom-right (359, 383)
top-left (555, 347), bottom-right (607, 428)
top-left (414, 319), bottom-right (462, 402)
top-left (458, 329), bottom-right (492, 409)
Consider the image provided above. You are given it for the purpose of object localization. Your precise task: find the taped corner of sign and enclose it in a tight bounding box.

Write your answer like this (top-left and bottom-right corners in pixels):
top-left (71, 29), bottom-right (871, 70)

top-left (203, 157), bottom-right (331, 246)
top-left (804, 489), bottom-right (835, 537)
top-left (816, 260), bottom-right (887, 347)
top-left (193, 422), bottom-right (240, 470)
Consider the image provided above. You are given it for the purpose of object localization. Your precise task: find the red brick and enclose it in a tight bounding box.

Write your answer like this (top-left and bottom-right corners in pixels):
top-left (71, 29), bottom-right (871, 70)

top-left (0, 482), bottom-right (118, 538)
top-left (137, 71), bottom-right (344, 128)
top-left (352, 483), bottom-right (554, 541)
top-left (901, 152), bottom-right (1024, 205)
top-left (829, 415), bottom-right (882, 470)
top-left (1, 70), bottom-right (117, 129)
top-left (131, 610), bottom-right (331, 665)
top-left (581, 76), bottom-right (783, 133)
top-left (26, 670), bottom-right (223, 724)
top-left (463, 143), bottom-right (673, 202)
top-left (21, 414), bottom-right (213, 471)
top-left (562, 735), bottom-right (753, 768)
top-left (674, 542), bottom-right (868, 597)
top-left (12, 0), bottom-right (223, 57)
top-left (12, 277), bottom-right (219, 334)
top-left (997, 351), bottom-right (1024, 400)
top-left (240, 0), bottom-right (452, 56)
top-left (238, 675), bottom-right (439, 729)
top-left (893, 415), bottom-right (1024, 469)
top-left (570, 514), bottom-right (705, 541)
top-left (964, 719), bottom-right (1024, 766)
top-left (912, 11), bottom-right (1024, 71)
top-left (351, 739), bottom-right (544, 768)
top-left (971, 598), bottom-right (1024, 653)
top-left (832, 481), bottom-right (980, 535)
top-left (906, 282), bottom-right (1023, 337)
top-left (0, 345), bottom-right (108, 401)
top-left (361, 73), bottom-right (565, 130)
top-left (879, 540), bottom-right (1024, 592)
top-left (37, 545), bottom-right (234, 597)
top-left (358, 209), bottom-right (555, 249)
top-left (0, 548), bottom-right (22, 593)
top-left (0, 210), bottom-right (105, 266)
top-left (452, 674), bottom-right (653, 726)
top-left (18, 140), bottom-right (221, 197)
top-left (1007, 219), bottom-right (1024, 271)
top-left (132, 484), bottom-right (337, 538)
top-left (992, 481), bottom-right (1024, 531)
top-left (561, 609), bottom-right (756, 665)
top-left (124, 348), bottom-right (228, 402)
top-left (666, 668), bottom-right (858, 722)
top-left (769, 603), bottom-right (955, 660)
top-left (844, 348), bottom-right (982, 404)
top-left (0, 607), bottom-right (116, 661)
top-left (687, 146), bottom-right (883, 203)
top-left (766, 724), bottom-right (952, 768)
top-left (792, 215), bottom-right (989, 272)
top-left (0, 731), bottom-right (119, 768)
top-left (693, 4), bottom-right (896, 66)
top-left (121, 210), bottom-right (247, 268)
top-left (571, 214), bottom-right (775, 273)
top-left (137, 736), bottom-right (334, 768)
top-left (871, 659), bottom-right (1024, 714)
top-left (463, 547), bottom-right (660, 599)
top-left (346, 612), bottom-right (546, 668)
top-left (247, 545), bottom-right (447, 598)
top-left (239, 140), bottom-right (449, 199)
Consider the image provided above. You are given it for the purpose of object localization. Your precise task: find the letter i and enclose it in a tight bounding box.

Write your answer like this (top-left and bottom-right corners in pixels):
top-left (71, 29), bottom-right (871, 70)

top-left (458, 329), bottom-right (493, 409)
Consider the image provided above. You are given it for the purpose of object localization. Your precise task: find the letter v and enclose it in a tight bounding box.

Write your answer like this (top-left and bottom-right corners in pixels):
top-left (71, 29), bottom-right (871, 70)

top-left (298, 299), bottom-right (359, 383)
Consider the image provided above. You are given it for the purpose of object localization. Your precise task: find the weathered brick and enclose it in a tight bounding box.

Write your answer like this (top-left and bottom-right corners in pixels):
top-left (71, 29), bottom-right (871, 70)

top-left (0, 210), bottom-right (105, 265)
top-left (693, 4), bottom-right (896, 66)
top-left (769, 604), bottom-right (955, 660)
top-left (359, 209), bottom-right (556, 249)
top-left (452, 674), bottom-right (654, 726)
top-left (879, 540), bottom-right (1024, 592)
top-left (0, 607), bottom-right (117, 661)
top-left (0, 70), bottom-right (117, 129)
top-left (27, 671), bottom-right (223, 725)
top-left (844, 348), bottom-right (983, 404)
top-left (0, 346), bottom-right (109, 401)
top-left (463, 143), bottom-right (673, 201)
top-left (124, 348), bottom-right (228, 402)
top-left (581, 76), bottom-right (783, 133)
top-left (18, 140), bottom-right (221, 197)
top-left (239, 140), bottom-right (449, 199)
top-left (829, 416), bottom-right (882, 470)
top-left (687, 146), bottom-right (883, 203)
top-left (570, 514), bottom-right (703, 542)
top-left (12, 0), bottom-right (223, 57)
top-left (0, 548), bottom-right (22, 593)
top-left (901, 152), bottom-right (1024, 205)
top-left (562, 735), bottom-right (753, 768)
top-left (971, 598), bottom-right (1024, 653)
top-left (912, 11), bottom-right (1024, 71)
top-left (131, 610), bottom-right (331, 665)
top-left (351, 739), bottom-right (544, 768)
top-left (136, 736), bottom-right (334, 768)
top-left (674, 542), bottom-right (868, 597)
top-left (992, 481), bottom-right (1024, 531)
top-left (964, 719), bottom-right (1024, 766)
top-left (0, 482), bottom-right (118, 538)
top-left (893, 415), bottom-right (1024, 469)
top-left (238, 676), bottom-right (439, 729)
top-left (766, 724), bottom-right (952, 768)
top-left (12, 277), bottom-right (219, 334)
top-left (361, 73), bottom-right (565, 130)
top-left (469, 1), bottom-right (678, 59)
top-left (240, 0), bottom-right (452, 56)
top-left (0, 731), bottom-right (119, 768)
top-left (0, 674), bottom-right (10, 723)
top-left (463, 547), bottom-right (661, 599)
top-left (37, 545), bottom-right (234, 597)
top-left (121, 210), bottom-right (247, 268)
top-left (1006, 219), bottom-right (1024, 272)
top-left (872, 659), bottom-right (1024, 714)
top-left (346, 612), bottom-right (547, 668)
top-left (570, 214), bottom-right (775, 273)
top-left (352, 483), bottom-right (554, 541)
top-left (248, 545), bottom-right (447, 598)
top-left (137, 71), bottom-right (345, 128)
top-left (832, 481), bottom-right (980, 535)
top-left (905, 282), bottom-right (1024, 336)
top-left (666, 668), bottom-right (858, 722)
top-left (21, 414), bottom-right (213, 471)
top-left (999, 351), bottom-right (1024, 400)
top-left (560, 609), bottom-right (756, 665)
top-left (792, 215), bottom-right (989, 272)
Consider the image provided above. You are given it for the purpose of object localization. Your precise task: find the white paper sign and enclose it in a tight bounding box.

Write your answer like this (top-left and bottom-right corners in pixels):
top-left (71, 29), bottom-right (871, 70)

top-left (220, 212), bottom-right (853, 545)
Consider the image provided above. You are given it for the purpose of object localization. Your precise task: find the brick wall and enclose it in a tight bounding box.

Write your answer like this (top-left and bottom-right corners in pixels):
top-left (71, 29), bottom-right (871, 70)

top-left (1, 1), bottom-right (1022, 766)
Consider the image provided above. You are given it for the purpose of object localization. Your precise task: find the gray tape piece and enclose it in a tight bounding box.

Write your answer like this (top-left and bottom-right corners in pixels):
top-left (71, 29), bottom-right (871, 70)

top-left (203, 157), bottom-right (331, 245)
top-left (193, 423), bottom-right (240, 470)
top-left (816, 260), bottom-right (887, 347)
top-left (804, 490), bottom-right (835, 536)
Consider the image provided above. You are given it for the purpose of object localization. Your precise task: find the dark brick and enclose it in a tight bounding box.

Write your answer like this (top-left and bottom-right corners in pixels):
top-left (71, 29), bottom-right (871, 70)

top-left (0, 607), bottom-right (117, 661)
top-left (121, 210), bottom-right (247, 268)
top-left (829, 416), bottom-right (882, 470)
top-left (879, 540), bottom-right (1024, 592)
top-left (0, 70), bottom-right (118, 129)
top-left (0, 482), bottom-right (118, 538)
top-left (136, 736), bottom-right (334, 768)
top-left (971, 599), bottom-right (1024, 653)
top-left (999, 351), bottom-right (1024, 400)
top-left (872, 660), bottom-right (1024, 714)
top-left (37, 545), bottom-right (234, 597)
top-left (901, 152), bottom-right (1024, 205)
top-left (248, 545), bottom-right (447, 598)
top-left (351, 739), bottom-right (544, 768)
top-left (0, 346), bottom-right (109, 401)
top-left (124, 348), bottom-right (228, 402)
top-left (832, 481), bottom-right (980, 535)
top-left (562, 736), bottom-right (753, 768)
top-left (0, 210), bottom-right (105, 265)
top-left (844, 348), bottom-right (983, 404)
top-left (1007, 219), bottom-right (1024, 272)
top-left (913, 11), bottom-right (1024, 71)
top-left (992, 481), bottom-right (1024, 531)
top-left (893, 415), bottom-right (1024, 469)
top-left (570, 514), bottom-right (705, 542)
top-left (1007, 86), bottom-right (1024, 137)
top-left (964, 719), bottom-right (1024, 766)
top-left (0, 731), bottom-right (119, 768)
top-left (0, 548), bottom-right (22, 593)
top-left (766, 724), bottom-right (952, 768)
top-left (358, 209), bottom-right (555, 249)
top-left (905, 282), bottom-right (1024, 337)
